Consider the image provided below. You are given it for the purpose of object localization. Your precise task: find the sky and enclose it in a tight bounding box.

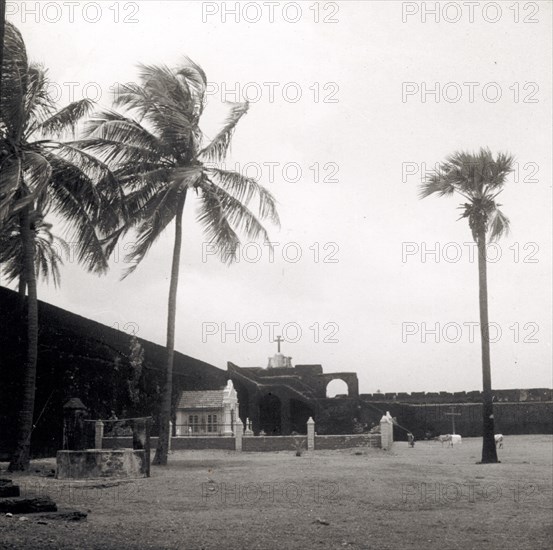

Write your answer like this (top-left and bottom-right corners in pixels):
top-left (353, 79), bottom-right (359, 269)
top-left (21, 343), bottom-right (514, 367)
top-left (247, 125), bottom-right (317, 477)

top-left (5, 0), bottom-right (552, 394)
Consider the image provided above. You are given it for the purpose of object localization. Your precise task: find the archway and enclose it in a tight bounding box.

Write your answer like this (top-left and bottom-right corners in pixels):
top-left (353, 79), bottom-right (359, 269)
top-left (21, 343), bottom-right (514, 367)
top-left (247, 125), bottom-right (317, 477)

top-left (259, 393), bottom-right (282, 435)
top-left (326, 379), bottom-right (349, 398)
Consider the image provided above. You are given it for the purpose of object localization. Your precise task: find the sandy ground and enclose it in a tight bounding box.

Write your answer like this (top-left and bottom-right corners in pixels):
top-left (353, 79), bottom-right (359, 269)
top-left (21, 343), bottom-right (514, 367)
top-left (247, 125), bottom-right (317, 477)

top-left (0, 434), bottom-right (551, 550)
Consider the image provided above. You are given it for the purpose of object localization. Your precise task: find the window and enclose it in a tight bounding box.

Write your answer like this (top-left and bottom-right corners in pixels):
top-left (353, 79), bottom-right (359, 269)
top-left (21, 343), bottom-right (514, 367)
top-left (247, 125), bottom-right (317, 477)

top-left (207, 414), bottom-right (218, 433)
top-left (188, 415), bottom-right (199, 433)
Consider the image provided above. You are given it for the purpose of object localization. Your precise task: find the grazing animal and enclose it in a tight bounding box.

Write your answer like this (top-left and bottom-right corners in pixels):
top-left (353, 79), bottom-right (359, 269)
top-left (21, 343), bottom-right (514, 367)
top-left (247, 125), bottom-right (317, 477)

top-left (495, 434), bottom-right (503, 448)
top-left (436, 434), bottom-right (451, 446)
top-left (436, 434), bottom-right (462, 447)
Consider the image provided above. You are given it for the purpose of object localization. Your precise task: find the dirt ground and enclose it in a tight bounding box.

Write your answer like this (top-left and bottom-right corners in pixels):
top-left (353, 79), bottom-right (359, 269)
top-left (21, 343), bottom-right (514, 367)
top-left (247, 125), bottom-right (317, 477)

top-left (0, 434), bottom-right (551, 550)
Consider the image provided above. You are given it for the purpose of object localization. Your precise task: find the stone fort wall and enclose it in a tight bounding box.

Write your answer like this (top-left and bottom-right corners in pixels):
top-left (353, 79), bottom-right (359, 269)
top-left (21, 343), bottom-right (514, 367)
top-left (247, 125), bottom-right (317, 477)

top-left (359, 388), bottom-right (552, 404)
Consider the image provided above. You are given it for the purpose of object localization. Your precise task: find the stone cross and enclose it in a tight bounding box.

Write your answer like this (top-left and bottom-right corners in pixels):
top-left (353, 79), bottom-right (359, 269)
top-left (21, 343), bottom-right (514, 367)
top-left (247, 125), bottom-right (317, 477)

top-left (444, 406), bottom-right (462, 435)
top-left (275, 336), bottom-right (284, 353)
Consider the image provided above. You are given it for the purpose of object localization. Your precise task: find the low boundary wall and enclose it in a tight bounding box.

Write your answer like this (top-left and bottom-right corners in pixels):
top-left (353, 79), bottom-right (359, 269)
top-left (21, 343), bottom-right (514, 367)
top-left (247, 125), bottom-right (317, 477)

top-left (315, 434), bottom-right (380, 450)
top-left (102, 414), bottom-right (394, 452)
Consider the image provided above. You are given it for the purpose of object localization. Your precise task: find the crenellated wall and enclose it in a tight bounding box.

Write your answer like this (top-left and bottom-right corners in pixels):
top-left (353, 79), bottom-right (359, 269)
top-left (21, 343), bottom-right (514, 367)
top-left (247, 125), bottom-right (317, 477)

top-left (360, 388), bottom-right (552, 404)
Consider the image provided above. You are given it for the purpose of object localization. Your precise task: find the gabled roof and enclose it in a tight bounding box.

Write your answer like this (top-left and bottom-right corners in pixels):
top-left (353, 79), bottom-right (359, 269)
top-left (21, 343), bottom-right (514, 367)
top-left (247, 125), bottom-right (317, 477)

top-left (177, 390), bottom-right (225, 409)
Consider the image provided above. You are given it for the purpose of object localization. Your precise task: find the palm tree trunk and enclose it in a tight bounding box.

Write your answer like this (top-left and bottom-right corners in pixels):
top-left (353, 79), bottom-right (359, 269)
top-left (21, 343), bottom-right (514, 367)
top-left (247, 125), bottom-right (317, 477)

top-left (0, 0), bottom-right (6, 93)
top-left (9, 206), bottom-right (38, 471)
top-left (477, 226), bottom-right (499, 463)
top-left (153, 193), bottom-right (187, 466)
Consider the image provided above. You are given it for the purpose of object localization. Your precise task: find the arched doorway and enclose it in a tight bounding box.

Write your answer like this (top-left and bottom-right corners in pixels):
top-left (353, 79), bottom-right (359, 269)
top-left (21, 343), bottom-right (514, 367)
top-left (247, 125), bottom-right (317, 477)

top-left (326, 379), bottom-right (349, 398)
top-left (259, 393), bottom-right (281, 435)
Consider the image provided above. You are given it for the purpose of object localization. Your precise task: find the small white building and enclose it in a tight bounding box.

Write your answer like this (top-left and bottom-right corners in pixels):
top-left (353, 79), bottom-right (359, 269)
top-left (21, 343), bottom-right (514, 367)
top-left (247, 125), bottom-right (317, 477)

top-left (175, 380), bottom-right (239, 436)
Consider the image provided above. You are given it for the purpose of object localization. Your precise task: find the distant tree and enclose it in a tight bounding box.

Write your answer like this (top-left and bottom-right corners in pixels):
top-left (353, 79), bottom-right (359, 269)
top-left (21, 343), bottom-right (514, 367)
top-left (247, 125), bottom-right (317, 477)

top-left (78, 60), bottom-right (280, 465)
top-left (1, 22), bottom-right (119, 470)
top-left (420, 148), bottom-right (513, 464)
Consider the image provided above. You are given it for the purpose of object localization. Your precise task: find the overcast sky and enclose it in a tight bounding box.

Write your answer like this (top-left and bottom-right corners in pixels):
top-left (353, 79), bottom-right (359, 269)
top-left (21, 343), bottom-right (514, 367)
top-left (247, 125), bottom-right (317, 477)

top-left (6, 1), bottom-right (552, 394)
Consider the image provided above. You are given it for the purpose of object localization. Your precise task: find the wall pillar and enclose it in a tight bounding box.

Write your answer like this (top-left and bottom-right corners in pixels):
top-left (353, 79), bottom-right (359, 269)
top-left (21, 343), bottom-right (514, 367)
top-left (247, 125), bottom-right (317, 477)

top-left (380, 412), bottom-right (394, 451)
top-left (94, 420), bottom-right (104, 449)
top-left (307, 417), bottom-right (315, 451)
top-left (235, 421), bottom-right (243, 452)
top-left (222, 403), bottom-right (233, 435)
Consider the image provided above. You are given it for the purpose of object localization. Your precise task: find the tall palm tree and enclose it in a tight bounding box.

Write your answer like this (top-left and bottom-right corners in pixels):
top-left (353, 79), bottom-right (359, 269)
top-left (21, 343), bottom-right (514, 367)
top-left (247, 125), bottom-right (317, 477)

top-left (79, 60), bottom-right (280, 465)
top-left (420, 148), bottom-right (513, 464)
top-left (1, 22), bottom-right (119, 470)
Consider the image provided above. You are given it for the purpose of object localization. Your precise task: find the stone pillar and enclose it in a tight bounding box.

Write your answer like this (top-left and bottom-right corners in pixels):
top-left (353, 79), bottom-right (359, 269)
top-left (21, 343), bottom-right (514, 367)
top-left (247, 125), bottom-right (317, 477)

top-left (380, 412), bottom-right (394, 451)
top-left (222, 403), bottom-right (233, 435)
top-left (222, 380), bottom-right (238, 436)
top-left (94, 420), bottom-right (104, 449)
top-left (235, 421), bottom-right (243, 452)
top-left (168, 421), bottom-right (173, 452)
top-left (307, 417), bottom-right (315, 451)
top-left (63, 398), bottom-right (88, 451)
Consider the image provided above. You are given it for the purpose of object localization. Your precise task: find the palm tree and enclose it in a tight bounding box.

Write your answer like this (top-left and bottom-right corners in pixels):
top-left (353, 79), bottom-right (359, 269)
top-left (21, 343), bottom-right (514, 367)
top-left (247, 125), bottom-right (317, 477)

top-left (78, 60), bottom-right (280, 465)
top-left (1, 22), bottom-right (119, 470)
top-left (0, 207), bottom-right (70, 292)
top-left (420, 148), bottom-right (513, 464)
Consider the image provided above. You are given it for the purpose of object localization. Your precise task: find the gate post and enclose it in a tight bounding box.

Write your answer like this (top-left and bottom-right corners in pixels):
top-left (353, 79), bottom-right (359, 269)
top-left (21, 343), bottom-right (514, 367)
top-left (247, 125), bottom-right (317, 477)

top-left (307, 417), bottom-right (315, 451)
top-left (235, 421), bottom-right (243, 452)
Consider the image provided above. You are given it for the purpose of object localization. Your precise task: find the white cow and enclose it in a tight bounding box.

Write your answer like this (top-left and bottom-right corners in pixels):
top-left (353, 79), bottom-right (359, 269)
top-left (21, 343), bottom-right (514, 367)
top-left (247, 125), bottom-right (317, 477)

top-left (436, 434), bottom-right (462, 447)
top-left (495, 434), bottom-right (504, 448)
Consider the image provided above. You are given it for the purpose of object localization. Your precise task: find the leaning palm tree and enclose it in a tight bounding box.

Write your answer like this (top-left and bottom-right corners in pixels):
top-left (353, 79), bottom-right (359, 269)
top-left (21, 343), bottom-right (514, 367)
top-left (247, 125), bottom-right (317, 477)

top-left (1, 22), bottom-right (119, 470)
top-left (420, 148), bottom-right (513, 464)
top-left (78, 60), bottom-right (280, 465)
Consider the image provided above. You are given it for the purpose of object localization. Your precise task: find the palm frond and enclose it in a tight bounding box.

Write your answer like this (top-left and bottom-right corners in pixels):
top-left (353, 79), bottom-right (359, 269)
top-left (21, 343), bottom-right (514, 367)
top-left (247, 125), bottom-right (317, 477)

top-left (419, 178), bottom-right (449, 199)
top-left (197, 177), bottom-right (272, 263)
top-left (36, 98), bottom-right (94, 137)
top-left (83, 110), bottom-right (165, 156)
top-left (488, 207), bottom-right (510, 242)
top-left (199, 102), bottom-right (249, 163)
top-left (210, 168), bottom-right (280, 226)
top-left (122, 173), bottom-right (169, 219)
top-left (0, 22), bottom-right (29, 139)
top-left (22, 151), bottom-right (53, 198)
top-left (121, 185), bottom-right (183, 277)
top-left (0, 210), bottom-right (69, 287)
top-left (114, 67), bottom-right (197, 156)
top-left (0, 159), bottom-right (23, 222)
top-left (24, 63), bottom-right (56, 135)
top-left (196, 185), bottom-right (241, 264)
top-left (175, 56), bottom-right (207, 116)
top-left (53, 143), bottom-right (124, 230)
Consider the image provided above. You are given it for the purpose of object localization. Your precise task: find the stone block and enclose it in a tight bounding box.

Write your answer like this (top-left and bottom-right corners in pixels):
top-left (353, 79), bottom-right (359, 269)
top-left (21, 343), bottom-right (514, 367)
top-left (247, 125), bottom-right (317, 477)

top-left (56, 449), bottom-right (147, 480)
